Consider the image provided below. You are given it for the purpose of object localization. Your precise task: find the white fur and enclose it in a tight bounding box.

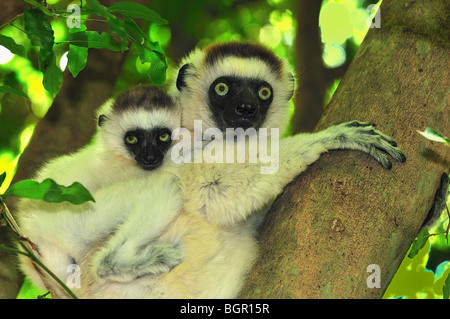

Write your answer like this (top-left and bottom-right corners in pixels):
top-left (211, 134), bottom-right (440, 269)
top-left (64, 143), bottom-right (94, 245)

top-left (72, 43), bottom-right (297, 298)
top-left (16, 90), bottom-right (182, 294)
top-left (19, 43), bottom-right (404, 299)
top-left (85, 43), bottom-right (405, 299)
top-left (75, 121), bottom-right (406, 298)
top-left (17, 169), bottom-right (182, 297)
top-left (169, 46), bottom-right (295, 135)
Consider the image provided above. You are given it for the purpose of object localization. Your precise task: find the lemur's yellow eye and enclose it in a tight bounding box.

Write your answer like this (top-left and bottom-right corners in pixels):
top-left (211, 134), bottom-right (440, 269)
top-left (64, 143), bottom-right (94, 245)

top-left (159, 132), bottom-right (170, 142)
top-left (214, 83), bottom-right (229, 96)
top-left (258, 87), bottom-right (272, 100)
top-left (125, 135), bottom-right (138, 144)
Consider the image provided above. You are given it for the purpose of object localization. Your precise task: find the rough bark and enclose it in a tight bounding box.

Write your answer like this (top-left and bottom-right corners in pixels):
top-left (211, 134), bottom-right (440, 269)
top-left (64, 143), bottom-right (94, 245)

top-left (0, 1), bottom-right (26, 26)
top-left (240, 0), bottom-right (449, 299)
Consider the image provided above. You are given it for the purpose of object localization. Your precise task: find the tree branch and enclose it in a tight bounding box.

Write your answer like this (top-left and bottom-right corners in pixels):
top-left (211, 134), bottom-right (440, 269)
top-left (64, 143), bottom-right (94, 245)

top-left (240, 0), bottom-right (449, 299)
top-left (290, 0), bottom-right (326, 134)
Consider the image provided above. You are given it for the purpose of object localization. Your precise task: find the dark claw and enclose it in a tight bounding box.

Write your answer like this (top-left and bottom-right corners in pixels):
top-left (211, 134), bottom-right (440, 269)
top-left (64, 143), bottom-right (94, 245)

top-left (377, 133), bottom-right (397, 146)
top-left (380, 138), bottom-right (397, 147)
top-left (385, 160), bottom-right (393, 170)
top-left (375, 143), bottom-right (405, 164)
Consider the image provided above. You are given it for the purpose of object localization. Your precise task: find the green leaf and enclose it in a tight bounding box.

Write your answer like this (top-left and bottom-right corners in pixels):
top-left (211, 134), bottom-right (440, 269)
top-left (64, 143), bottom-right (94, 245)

top-left (22, 0), bottom-right (55, 17)
top-left (109, 2), bottom-right (168, 25)
top-left (0, 85), bottom-right (30, 100)
top-left (123, 16), bottom-right (164, 54)
top-left (67, 22), bottom-right (88, 78)
top-left (444, 273), bottom-right (450, 299)
top-left (66, 31), bottom-right (122, 51)
top-left (408, 228), bottom-right (430, 259)
top-left (147, 52), bottom-right (167, 85)
top-left (123, 17), bottom-right (167, 84)
top-left (417, 127), bottom-right (450, 145)
top-left (40, 51), bottom-right (62, 98)
top-left (85, 0), bottom-right (128, 50)
top-left (0, 35), bottom-right (26, 57)
top-left (68, 21), bottom-right (87, 34)
top-left (67, 45), bottom-right (88, 78)
top-left (23, 9), bottom-right (54, 61)
top-left (123, 16), bottom-right (148, 46)
top-left (4, 178), bottom-right (95, 205)
top-left (0, 172), bottom-right (6, 189)
top-left (16, 278), bottom-right (50, 299)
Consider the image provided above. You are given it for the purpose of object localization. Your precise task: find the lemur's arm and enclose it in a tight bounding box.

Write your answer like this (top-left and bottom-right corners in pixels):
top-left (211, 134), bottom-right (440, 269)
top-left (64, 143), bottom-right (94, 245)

top-left (91, 122), bottom-right (406, 280)
top-left (88, 173), bottom-right (183, 283)
top-left (19, 172), bottom-right (183, 285)
top-left (182, 121), bottom-right (406, 227)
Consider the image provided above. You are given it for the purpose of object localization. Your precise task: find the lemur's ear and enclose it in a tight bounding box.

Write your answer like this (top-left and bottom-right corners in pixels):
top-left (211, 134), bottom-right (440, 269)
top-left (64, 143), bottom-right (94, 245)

top-left (176, 63), bottom-right (193, 91)
top-left (98, 114), bottom-right (108, 127)
top-left (287, 72), bottom-right (295, 101)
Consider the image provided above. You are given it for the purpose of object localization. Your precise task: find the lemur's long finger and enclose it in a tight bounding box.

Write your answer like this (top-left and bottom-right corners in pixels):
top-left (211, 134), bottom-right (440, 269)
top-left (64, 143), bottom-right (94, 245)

top-left (374, 139), bottom-right (406, 163)
top-left (359, 125), bottom-right (397, 147)
top-left (373, 129), bottom-right (399, 147)
top-left (389, 147), bottom-right (406, 163)
top-left (359, 125), bottom-right (405, 161)
top-left (368, 146), bottom-right (393, 170)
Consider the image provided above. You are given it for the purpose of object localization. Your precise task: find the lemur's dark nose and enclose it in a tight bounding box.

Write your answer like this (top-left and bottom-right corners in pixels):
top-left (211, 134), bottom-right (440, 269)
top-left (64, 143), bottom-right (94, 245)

top-left (141, 153), bottom-right (160, 165)
top-left (235, 104), bottom-right (256, 117)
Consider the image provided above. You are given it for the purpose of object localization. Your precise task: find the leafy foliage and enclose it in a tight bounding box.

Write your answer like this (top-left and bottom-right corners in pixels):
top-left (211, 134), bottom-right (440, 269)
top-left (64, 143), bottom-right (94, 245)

top-left (444, 273), bottom-right (450, 299)
top-left (82, 0), bottom-right (168, 84)
top-left (66, 31), bottom-right (123, 51)
top-left (66, 23), bottom-right (88, 78)
top-left (40, 51), bottom-right (63, 98)
top-left (123, 16), bottom-right (166, 84)
top-left (0, 172), bottom-right (6, 188)
top-left (417, 127), bottom-right (450, 145)
top-left (0, 85), bottom-right (29, 100)
top-left (0, 0), bottom-right (171, 299)
top-left (3, 178), bottom-right (95, 205)
top-left (109, 2), bottom-right (168, 24)
top-left (0, 169), bottom-right (94, 298)
top-left (0, 35), bottom-right (26, 57)
top-left (0, 0), bottom-right (169, 100)
top-left (23, 9), bottom-right (55, 61)
top-left (85, 0), bottom-right (128, 51)
top-left (67, 44), bottom-right (88, 78)
top-left (408, 228), bottom-right (430, 259)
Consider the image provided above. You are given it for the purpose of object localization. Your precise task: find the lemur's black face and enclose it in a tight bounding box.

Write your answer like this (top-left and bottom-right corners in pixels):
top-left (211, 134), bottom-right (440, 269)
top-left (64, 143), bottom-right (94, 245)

top-left (123, 128), bottom-right (172, 170)
top-left (207, 76), bottom-right (274, 131)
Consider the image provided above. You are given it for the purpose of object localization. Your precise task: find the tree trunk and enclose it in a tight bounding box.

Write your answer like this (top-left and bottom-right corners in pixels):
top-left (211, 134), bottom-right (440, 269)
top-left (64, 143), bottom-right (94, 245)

top-left (291, 0), bottom-right (327, 134)
top-left (291, 0), bottom-right (350, 134)
top-left (240, 0), bottom-right (449, 299)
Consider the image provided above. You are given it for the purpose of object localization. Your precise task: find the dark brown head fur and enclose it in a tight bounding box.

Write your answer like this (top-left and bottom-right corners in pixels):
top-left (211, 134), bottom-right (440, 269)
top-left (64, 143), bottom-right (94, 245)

top-left (203, 42), bottom-right (284, 76)
top-left (112, 86), bottom-right (175, 113)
